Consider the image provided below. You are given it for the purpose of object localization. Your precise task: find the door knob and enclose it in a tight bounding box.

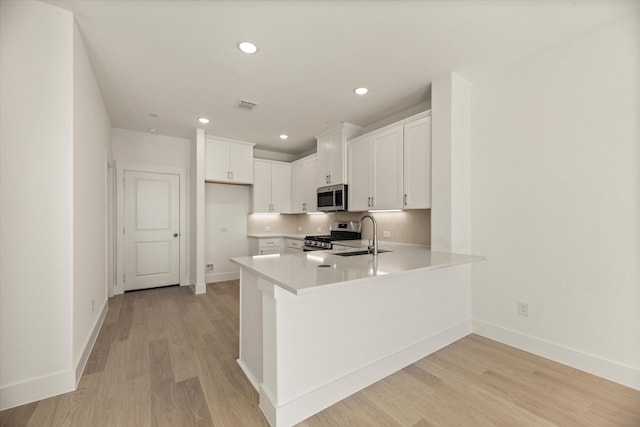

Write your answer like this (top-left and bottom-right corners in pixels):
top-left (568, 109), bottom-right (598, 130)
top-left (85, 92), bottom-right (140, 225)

top-left (173, 233), bottom-right (178, 237)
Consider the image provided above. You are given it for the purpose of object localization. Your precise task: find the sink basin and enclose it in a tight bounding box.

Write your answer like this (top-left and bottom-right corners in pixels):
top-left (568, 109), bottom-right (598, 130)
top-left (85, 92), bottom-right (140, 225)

top-left (334, 249), bottom-right (391, 257)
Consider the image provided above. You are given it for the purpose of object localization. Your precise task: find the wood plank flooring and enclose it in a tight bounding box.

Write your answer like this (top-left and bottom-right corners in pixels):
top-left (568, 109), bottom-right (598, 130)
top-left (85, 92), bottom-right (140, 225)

top-left (1, 280), bottom-right (639, 426)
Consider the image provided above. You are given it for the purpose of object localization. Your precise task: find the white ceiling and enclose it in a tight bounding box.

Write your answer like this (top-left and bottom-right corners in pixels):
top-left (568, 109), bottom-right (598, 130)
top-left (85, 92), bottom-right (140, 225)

top-left (45, 0), bottom-right (638, 155)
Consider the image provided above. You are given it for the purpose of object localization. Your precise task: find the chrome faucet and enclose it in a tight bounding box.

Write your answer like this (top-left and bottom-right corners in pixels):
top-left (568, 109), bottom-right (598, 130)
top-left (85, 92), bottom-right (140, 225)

top-left (360, 214), bottom-right (378, 256)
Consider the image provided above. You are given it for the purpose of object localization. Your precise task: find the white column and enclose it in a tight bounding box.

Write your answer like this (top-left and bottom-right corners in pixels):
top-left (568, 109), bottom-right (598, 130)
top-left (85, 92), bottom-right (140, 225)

top-left (431, 72), bottom-right (472, 253)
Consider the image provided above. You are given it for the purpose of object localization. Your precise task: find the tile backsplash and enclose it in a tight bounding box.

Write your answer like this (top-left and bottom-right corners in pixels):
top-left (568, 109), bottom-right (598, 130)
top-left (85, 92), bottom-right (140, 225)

top-left (247, 209), bottom-right (430, 245)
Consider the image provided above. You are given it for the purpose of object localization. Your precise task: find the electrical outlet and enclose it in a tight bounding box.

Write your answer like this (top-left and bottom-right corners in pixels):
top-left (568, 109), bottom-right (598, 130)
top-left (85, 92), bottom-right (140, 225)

top-left (206, 264), bottom-right (214, 271)
top-left (517, 301), bottom-right (529, 317)
top-left (383, 231), bottom-right (391, 238)
top-left (265, 225), bottom-right (271, 231)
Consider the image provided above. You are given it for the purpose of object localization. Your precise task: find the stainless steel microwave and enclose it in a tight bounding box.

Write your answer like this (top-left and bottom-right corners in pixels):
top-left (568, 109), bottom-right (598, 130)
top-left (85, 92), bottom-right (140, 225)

top-left (317, 184), bottom-right (347, 212)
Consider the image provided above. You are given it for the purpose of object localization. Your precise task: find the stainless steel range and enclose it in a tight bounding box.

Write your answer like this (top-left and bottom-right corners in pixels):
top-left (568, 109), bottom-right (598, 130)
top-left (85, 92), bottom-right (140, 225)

top-left (303, 221), bottom-right (362, 251)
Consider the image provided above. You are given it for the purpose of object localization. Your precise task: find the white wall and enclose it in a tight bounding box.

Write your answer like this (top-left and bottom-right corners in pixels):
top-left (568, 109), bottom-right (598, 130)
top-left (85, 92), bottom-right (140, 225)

top-left (205, 184), bottom-right (250, 282)
top-left (111, 127), bottom-right (189, 167)
top-left (72, 22), bottom-right (112, 376)
top-left (469, 14), bottom-right (640, 389)
top-left (1, 0), bottom-right (75, 408)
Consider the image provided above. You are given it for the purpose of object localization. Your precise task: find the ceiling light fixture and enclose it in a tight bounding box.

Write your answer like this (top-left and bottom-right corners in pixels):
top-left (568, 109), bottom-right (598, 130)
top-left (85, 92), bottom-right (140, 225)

top-left (279, 134), bottom-right (288, 140)
top-left (147, 127), bottom-right (157, 133)
top-left (198, 117), bottom-right (210, 124)
top-left (354, 87), bottom-right (369, 95)
top-left (238, 41), bottom-right (258, 54)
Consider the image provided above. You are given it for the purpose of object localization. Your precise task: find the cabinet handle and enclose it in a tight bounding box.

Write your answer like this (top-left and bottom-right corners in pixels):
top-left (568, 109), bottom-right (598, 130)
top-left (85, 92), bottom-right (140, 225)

top-left (371, 196), bottom-right (375, 207)
top-left (226, 171), bottom-right (230, 179)
top-left (328, 174), bottom-right (331, 183)
top-left (404, 194), bottom-right (408, 206)
top-left (302, 202), bottom-right (306, 211)
top-left (230, 171), bottom-right (233, 179)
top-left (367, 197), bottom-right (371, 207)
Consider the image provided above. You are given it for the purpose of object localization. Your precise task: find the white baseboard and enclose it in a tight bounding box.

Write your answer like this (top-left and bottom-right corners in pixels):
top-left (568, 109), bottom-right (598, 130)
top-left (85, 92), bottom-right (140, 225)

top-left (237, 359), bottom-right (260, 392)
top-left (205, 271), bottom-right (239, 283)
top-left (74, 300), bottom-right (109, 386)
top-left (472, 320), bottom-right (640, 391)
top-left (259, 320), bottom-right (472, 427)
top-left (190, 282), bottom-right (206, 295)
top-left (0, 369), bottom-right (75, 411)
top-left (0, 301), bottom-right (110, 411)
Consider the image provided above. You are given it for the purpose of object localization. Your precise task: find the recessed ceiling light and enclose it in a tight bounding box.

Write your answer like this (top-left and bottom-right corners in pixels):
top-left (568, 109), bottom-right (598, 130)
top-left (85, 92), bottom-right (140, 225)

top-left (198, 117), bottom-right (210, 124)
top-left (354, 87), bottom-right (369, 95)
top-left (147, 127), bottom-right (157, 133)
top-left (238, 41), bottom-right (258, 54)
top-left (279, 134), bottom-right (288, 140)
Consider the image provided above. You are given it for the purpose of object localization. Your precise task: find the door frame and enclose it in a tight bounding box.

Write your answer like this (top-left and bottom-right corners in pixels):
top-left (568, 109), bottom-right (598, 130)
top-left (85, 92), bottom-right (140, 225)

top-left (115, 161), bottom-right (188, 295)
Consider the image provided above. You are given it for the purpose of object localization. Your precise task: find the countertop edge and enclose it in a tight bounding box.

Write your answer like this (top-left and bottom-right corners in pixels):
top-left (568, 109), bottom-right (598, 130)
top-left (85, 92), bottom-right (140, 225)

top-left (247, 233), bottom-right (307, 240)
top-left (231, 252), bottom-right (485, 296)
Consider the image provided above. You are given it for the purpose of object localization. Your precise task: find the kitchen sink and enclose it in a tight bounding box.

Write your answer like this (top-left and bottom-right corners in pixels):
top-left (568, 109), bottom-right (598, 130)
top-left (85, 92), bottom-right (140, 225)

top-left (334, 249), bottom-right (391, 257)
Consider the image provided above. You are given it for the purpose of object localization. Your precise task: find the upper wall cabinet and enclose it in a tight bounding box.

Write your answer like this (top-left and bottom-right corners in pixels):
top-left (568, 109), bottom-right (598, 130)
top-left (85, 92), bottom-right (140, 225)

top-left (205, 138), bottom-right (255, 184)
top-left (403, 115), bottom-right (432, 209)
top-left (252, 159), bottom-right (291, 213)
top-left (316, 123), bottom-right (362, 188)
top-left (347, 111), bottom-right (431, 212)
top-left (348, 125), bottom-right (404, 211)
top-left (291, 154), bottom-right (318, 213)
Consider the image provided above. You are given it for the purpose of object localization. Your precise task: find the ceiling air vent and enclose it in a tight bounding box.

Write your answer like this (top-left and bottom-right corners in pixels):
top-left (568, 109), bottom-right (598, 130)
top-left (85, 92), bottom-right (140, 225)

top-left (237, 99), bottom-right (257, 110)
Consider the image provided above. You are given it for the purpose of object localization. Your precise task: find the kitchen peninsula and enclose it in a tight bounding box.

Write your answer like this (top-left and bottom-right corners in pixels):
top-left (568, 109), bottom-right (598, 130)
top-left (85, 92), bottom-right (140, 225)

top-left (231, 244), bottom-right (483, 427)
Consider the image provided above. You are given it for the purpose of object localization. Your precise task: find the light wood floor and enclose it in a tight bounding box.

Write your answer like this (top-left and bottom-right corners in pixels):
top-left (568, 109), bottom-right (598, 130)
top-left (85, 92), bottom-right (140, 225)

top-left (1, 280), bottom-right (639, 426)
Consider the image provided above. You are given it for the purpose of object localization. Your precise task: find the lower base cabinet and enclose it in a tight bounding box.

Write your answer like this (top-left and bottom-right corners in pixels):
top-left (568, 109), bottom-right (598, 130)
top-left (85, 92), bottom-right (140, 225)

top-left (249, 237), bottom-right (283, 255)
top-left (285, 238), bottom-right (304, 253)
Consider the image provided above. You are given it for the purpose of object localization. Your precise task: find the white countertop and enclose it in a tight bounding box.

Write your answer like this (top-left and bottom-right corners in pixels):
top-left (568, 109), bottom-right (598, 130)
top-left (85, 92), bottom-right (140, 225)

top-left (231, 242), bottom-right (484, 295)
top-left (247, 233), bottom-right (307, 240)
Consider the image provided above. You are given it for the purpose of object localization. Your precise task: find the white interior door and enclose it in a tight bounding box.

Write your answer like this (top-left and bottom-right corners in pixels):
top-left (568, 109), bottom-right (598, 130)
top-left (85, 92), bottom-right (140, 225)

top-left (124, 170), bottom-right (180, 291)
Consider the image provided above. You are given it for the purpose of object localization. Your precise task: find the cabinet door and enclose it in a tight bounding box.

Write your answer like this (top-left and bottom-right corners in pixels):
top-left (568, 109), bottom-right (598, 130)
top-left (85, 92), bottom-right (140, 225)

top-left (252, 161), bottom-right (272, 213)
top-left (270, 162), bottom-right (291, 213)
top-left (229, 143), bottom-right (254, 184)
top-left (403, 116), bottom-right (431, 209)
top-left (204, 139), bottom-right (230, 181)
top-left (326, 129), bottom-right (344, 185)
top-left (316, 130), bottom-right (335, 187)
top-left (373, 126), bottom-right (404, 210)
top-left (347, 136), bottom-right (373, 212)
top-left (305, 156), bottom-right (318, 212)
top-left (316, 128), bottom-right (344, 187)
top-left (291, 161), bottom-right (306, 213)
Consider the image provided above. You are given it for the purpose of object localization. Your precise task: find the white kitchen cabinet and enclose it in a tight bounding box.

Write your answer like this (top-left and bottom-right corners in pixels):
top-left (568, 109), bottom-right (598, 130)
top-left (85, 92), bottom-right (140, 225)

top-left (403, 115), bottom-right (432, 209)
top-left (252, 159), bottom-right (291, 213)
top-left (347, 125), bottom-right (404, 211)
top-left (291, 154), bottom-right (318, 213)
top-left (205, 138), bottom-right (254, 184)
top-left (284, 238), bottom-right (304, 253)
top-left (249, 237), bottom-right (283, 255)
top-left (316, 123), bottom-right (362, 187)
top-left (347, 137), bottom-right (372, 211)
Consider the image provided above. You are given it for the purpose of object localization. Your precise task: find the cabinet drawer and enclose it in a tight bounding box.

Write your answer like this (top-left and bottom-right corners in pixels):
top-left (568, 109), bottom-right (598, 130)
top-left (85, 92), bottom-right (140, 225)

top-left (286, 239), bottom-right (304, 250)
top-left (259, 238), bottom-right (282, 248)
